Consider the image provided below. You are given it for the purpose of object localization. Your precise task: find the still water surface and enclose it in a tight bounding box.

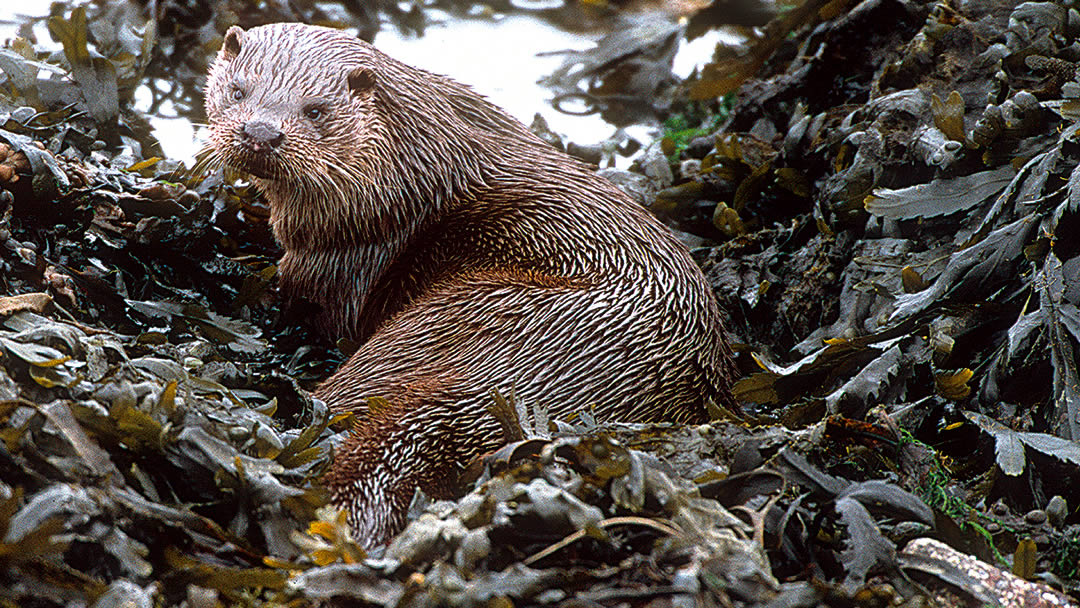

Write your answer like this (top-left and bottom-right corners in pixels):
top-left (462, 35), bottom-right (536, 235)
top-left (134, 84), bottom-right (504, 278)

top-left (1, 2), bottom-right (721, 164)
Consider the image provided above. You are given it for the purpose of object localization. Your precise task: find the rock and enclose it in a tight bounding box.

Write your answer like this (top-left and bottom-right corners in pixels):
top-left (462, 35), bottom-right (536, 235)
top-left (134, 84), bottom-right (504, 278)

top-left (1024, 509), bottom-right (1048, 526)
top-left (598, 167), bottom-right (659, 208)
top-left (900, 538), bottom-right (1076, 608)
top-left (635, 140), bottom-right (674, 188)
top-left (1046, 496), bottom-right (1067, 529)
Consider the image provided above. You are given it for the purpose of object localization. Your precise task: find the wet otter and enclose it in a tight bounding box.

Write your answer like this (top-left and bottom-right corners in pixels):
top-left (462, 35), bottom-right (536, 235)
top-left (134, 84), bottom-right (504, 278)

top-left (205, 22), bottom-right (737, 547)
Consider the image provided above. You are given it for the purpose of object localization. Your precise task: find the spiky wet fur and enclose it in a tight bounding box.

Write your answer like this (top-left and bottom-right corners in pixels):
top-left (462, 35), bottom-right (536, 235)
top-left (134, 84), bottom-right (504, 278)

top-left (206, 22), bottom-right (737, 548)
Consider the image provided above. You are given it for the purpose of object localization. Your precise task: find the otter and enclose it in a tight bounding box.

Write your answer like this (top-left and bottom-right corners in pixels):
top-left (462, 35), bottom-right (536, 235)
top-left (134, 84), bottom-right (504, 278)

top-left (205, 22), bottom-right (737, 548)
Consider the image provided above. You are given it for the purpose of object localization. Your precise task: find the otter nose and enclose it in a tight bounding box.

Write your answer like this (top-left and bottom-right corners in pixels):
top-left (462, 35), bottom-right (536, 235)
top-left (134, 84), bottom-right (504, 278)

top-left (240, 121), bottom-right (284, 151)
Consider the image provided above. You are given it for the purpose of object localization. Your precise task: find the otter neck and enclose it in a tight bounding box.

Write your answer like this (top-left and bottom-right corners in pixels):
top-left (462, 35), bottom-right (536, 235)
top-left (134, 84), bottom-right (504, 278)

top-left (263, 173), bottom-right (438, 342)
top-left (277, 236), bottom-right (411, 341)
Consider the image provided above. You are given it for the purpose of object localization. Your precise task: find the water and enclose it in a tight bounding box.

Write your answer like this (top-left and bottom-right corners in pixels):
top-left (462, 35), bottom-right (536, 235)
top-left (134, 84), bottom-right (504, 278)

top-left (374, 11), bottom-right (611, 143)
top-left (1, 2), bottom-right (729, 165)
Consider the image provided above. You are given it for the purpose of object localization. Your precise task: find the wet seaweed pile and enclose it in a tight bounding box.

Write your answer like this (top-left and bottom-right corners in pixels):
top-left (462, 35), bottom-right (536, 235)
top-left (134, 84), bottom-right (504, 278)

top-left (655, 0), bottom-right (1080, 598)
top-left (3, 0), bottom-right (1080, 606)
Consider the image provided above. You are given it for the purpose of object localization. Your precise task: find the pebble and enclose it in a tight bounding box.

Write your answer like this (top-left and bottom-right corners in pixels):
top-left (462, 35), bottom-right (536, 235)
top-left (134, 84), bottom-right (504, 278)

top-left (1046, 495), bottom-right (1067, 528)
top-left (536, 589), bottom-right (566, 603)
top-left (597, 168), bottom-right (657, 208)
top-left (902, 538), bottom-right (1077, 608)
top-left (16, 247), bottom-right (36, 265)
top-left (1024, 509), bottom-right (1048, 526)
top-left (684, 135), bottom-right (714, 159)
top-left (566, 142), bottom-right (602, 165)
top-left (178, 190), bottom-right (202, 208)
top-left (679, 159), bottom-right (702, 180)
top-left (636, 142), bottom-right (674, 188)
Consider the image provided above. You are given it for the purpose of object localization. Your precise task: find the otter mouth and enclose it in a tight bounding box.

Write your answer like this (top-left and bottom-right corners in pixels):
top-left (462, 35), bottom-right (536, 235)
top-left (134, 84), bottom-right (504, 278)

top-left (218, 122), bottom-right (290, 180)
top-left (228, 151), bottom-right (284, 180)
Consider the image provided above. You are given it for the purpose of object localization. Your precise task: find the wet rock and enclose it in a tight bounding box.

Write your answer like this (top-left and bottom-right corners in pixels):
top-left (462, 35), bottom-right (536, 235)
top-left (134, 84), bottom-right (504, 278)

top-left (901, 538), bottom-right (1076, 608)
top-left (1025, 509), bottom-right (1049, 526)
top-left (598, 167), bottom-right (658, 207)
top-left (685, 135), bottom-right (715, 158)
top-left (566, 141), bottom-right (603, 165)
top-left (634, 140), bottom-right (674, 188)
top-left (1047, 495), bottom-right (1068, 528)
top-left (679, 159), bottom-right (703, 180)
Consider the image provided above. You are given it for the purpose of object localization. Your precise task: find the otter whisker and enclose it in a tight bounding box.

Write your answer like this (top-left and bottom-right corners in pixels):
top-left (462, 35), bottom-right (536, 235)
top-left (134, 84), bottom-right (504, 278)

top-left (180, 147), bottom-right (224, 183)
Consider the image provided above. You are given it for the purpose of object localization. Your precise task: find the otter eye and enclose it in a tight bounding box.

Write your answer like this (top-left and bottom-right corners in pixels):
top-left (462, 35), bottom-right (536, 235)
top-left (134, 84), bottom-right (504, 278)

top-left (303, 104), bottom-right (326, 121)
top-left (230, 87), bottom-right (244, 102)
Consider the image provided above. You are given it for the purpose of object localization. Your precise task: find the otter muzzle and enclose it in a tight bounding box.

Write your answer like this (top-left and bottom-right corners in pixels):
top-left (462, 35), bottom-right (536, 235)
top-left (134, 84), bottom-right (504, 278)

top-left (240, 121), bottom-right (285, 153)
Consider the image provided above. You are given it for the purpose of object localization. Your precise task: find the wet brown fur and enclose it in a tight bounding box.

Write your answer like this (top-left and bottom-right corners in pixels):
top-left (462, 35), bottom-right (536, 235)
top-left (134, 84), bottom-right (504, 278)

top-left (205, 23), bottom-right (738, 547)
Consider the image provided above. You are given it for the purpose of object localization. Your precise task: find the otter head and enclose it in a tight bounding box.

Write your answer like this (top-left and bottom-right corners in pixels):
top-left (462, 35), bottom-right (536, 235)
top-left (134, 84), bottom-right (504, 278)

top-left (206, 24), bottom-right (379, 181)
top-left (205, 23), bottom-right (399, 247)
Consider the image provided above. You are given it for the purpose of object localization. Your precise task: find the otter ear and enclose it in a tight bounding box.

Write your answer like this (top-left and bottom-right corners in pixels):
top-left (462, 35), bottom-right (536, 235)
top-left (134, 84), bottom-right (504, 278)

top-left (348, 67), bottom-right (376, 94)
top-left (222, 26), bottom-right (244, 60)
